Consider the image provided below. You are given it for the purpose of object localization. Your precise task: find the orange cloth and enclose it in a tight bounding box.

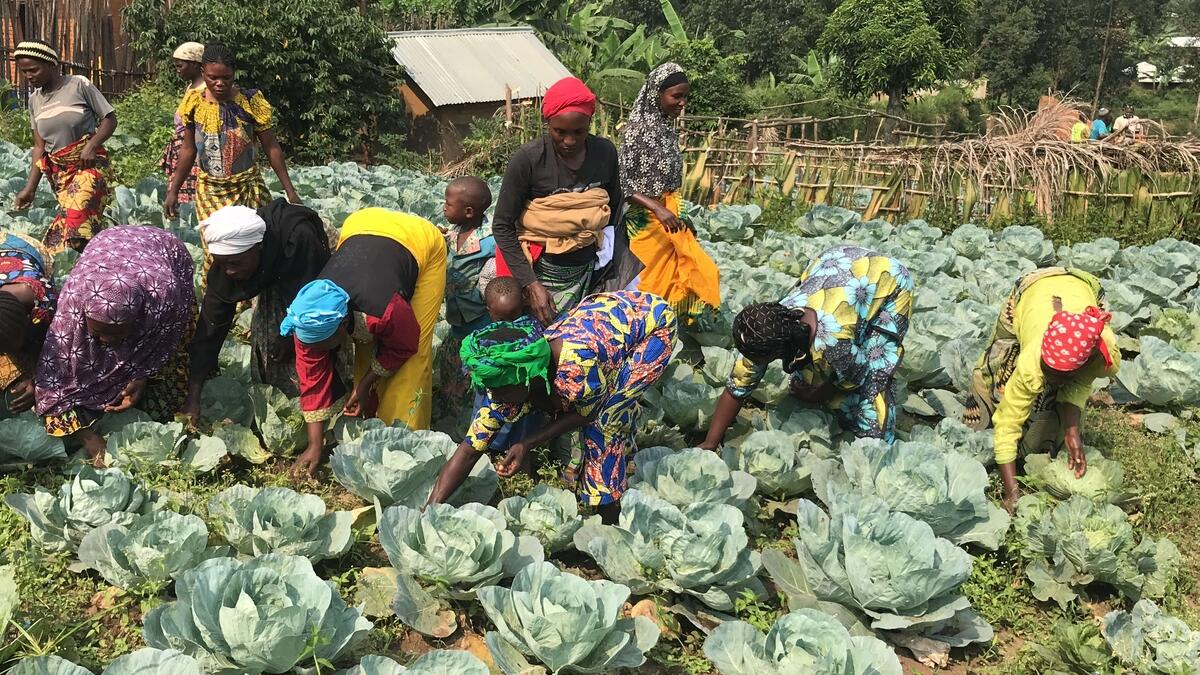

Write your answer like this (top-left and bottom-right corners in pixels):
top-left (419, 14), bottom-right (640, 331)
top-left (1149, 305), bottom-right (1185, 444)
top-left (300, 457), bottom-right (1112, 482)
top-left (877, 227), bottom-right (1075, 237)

top-left (628, 192), bottom-right (720, 321)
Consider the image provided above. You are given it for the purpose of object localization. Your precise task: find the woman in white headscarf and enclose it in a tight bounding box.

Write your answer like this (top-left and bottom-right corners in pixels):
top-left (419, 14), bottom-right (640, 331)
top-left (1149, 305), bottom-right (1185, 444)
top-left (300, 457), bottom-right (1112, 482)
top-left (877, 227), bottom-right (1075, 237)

top-left (620, 62), bottom-right (720, 326)
top-left (179, 199), bottom-right (330, 422)
top-left (160, 41), bottom-right (206, 203)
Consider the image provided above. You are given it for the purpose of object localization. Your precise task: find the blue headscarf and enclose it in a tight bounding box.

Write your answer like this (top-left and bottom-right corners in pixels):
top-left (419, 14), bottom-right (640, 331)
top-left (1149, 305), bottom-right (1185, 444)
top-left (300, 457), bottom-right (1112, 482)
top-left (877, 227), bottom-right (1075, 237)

top-left (280, 279), bottom-right (349, 344)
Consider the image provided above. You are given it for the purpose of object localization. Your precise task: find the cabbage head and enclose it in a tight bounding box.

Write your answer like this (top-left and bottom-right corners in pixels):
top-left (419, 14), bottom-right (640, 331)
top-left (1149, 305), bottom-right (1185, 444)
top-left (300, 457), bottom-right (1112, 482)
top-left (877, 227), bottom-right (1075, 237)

top-left (763, 488), bottom-right (989, 645)
top-left (906, 418), bottom-right (994, 468)
top-left (337, 652), bottom-right (489, 675)
top-left (201, 375), bottom-right (252, 426)
top-left (947, 224), bottom-right (992, 260)
top-left (703, 609), bottom-right (902, 675)
top-left (478, 561), bottom-right (660, 674)
top-left (816, 438), bottom-right (1010, 550)
top-left (332, 427), bottom-right (495, 507)
top-left (498, 485), bottom-right (596, 554)
top-left (645, 364), bottom-right (720, 431)
top-left (796, 205), bottom-right (859, 237)
top-left (573, 490), bottom-right (760, 611)
top-left (995, 225), bottom-right (1055, 264)
top-left (0, 416), bottom-right (65, 466)
top-left (77, 510), bottom-right (224, 590)
top-left (1024, 451), bottom-right (1128, 504)
top-left (379, 503), bottom-right (542, 595)
top-left (1056, 238), bottom-right (1119, 275)
top-left (1116, 336), bottom-right (1200, 407)
top-left (143, 553), bottom-right (372, 674)
top-left (249, 383), bottom-right (307, 455)
top-left (379, 502), bottom-right (542, 636)
top-left (1141, 307), bottom-right (1200, 352)
top-left (630, 447), bottom-right (756, 510)
top-left (207, 485), bottom-right (353, 562)
top-left (4, 466), bottom-right (156, 552)
top-left (1014, 495), bottom-right (1177, 608)
top-left (721, 430), bottom-right (818, 499)
top-left (107, 421), bottom-right (226, 472)
top-left (1103, 600), bottom-right (1200, 673)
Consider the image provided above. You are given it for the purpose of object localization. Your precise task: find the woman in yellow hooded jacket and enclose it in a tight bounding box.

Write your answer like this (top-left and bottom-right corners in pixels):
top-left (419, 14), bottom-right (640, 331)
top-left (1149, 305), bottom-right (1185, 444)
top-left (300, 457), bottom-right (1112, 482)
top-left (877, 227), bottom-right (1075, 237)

top-left (965, 268), bottom-right (1120, 510)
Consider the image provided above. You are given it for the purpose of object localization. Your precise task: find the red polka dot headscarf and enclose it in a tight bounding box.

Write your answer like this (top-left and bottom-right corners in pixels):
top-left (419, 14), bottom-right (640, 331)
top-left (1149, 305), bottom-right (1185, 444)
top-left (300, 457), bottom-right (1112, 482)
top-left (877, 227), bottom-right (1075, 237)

top-left (1041, 306), bottom-right (1113, 373)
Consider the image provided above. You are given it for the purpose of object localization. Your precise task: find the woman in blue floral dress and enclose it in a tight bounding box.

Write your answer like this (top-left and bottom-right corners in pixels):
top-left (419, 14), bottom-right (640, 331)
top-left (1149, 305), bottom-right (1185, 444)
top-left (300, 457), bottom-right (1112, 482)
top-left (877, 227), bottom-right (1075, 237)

top-left (428, 291), bottom-right (677, 523)
top-left (701, 245), bottom-right (913, 447)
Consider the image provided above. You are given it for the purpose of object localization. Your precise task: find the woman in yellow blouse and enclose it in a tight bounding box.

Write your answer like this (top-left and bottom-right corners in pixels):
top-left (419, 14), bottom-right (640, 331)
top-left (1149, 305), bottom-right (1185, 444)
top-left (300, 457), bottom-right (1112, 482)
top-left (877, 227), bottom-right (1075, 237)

top-left (964, 268), bottom-right (1120, 511)
top-left (163, 43), bottom-right (300, 222)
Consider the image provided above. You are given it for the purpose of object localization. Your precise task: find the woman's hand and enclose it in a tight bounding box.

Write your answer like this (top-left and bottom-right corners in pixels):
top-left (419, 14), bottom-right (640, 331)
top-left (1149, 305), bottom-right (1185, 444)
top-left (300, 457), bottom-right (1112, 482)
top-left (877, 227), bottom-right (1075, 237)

top-left (998, 461), bottom-right (1021, 514)
top-left (496, 442), bottom-right (530, 478)
top-left (527, 282), bottom-right (557, 326)
top-left (7, 378), bottom-right (36, 413)
top-left (79, 143), bottom-right (99, 169)
top-left (655, 205), bottom-right (686, 233)
top-left (105, 378), bottom-right (146, 413)
top-left (13, 186), bottom-right (35, 210)
top-left (163, 188), bottom-right (180, 219)
top-left (342, 387), bottom-right (364, 417)
top-left (78, 428), bottom-right (108, 467)
top-left (1064, 426), bottom-right (1088, 479)
top-left (291, 443), bottom-right (324, 479)
top-left (285, 187), bottom-right (303, 206)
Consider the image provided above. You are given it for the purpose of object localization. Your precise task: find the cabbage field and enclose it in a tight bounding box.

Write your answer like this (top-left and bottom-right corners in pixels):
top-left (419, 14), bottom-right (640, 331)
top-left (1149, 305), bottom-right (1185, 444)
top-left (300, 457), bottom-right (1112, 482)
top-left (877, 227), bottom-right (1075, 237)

top-left (1, 138), bottom-right (1199, 674)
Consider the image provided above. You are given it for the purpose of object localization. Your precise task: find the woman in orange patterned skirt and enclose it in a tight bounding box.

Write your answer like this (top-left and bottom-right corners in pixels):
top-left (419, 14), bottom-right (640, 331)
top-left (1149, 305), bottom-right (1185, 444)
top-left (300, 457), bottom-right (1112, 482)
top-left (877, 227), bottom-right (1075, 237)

top-left (12, 40), bottom-right (117, 253)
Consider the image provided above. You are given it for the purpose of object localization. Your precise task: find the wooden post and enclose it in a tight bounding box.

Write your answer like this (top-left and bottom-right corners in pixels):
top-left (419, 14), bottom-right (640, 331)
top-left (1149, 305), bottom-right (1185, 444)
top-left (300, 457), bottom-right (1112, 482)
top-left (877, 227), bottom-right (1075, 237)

top-left (504, 85), bottom-right (513, 128)
top-left (1193, 89), bottom-right (1200, 126)
top-left (1091, 0), bottom-right (1117, 114)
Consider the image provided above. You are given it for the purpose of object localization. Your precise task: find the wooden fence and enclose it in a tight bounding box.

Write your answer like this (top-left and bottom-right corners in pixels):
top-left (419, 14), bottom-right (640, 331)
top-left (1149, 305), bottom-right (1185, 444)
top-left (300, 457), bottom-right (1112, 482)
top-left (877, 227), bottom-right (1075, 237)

top-left (1, 0), bottom-right (148, 102)
top-left (676, 112), bottom-right (1200, 234)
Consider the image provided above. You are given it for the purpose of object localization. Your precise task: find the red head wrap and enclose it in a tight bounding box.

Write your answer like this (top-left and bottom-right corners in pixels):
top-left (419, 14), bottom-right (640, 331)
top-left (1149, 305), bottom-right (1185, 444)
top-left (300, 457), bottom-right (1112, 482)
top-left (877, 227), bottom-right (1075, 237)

top-left (542, 77), bottom-right (596, 119)
top-left (1041, 306), bottom-right (1113, 373)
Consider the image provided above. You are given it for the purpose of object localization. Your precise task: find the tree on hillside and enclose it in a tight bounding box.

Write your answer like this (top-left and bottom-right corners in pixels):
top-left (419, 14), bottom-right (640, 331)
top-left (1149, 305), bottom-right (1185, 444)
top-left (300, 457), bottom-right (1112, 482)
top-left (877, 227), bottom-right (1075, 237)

top-left (124, 0), bottom-right (405, 163)
top-left (976, 0), bottom-right (1174, 109)
top-left (680, 0), bottom-right (839, 81)
top-left (818, 0), bottom-right (976, 141)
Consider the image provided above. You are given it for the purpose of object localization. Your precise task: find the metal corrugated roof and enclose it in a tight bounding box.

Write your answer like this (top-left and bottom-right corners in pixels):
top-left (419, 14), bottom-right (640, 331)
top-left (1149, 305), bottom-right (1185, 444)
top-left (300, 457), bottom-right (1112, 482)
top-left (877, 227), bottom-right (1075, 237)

top-left (388, 27), bottom-right (572, 108)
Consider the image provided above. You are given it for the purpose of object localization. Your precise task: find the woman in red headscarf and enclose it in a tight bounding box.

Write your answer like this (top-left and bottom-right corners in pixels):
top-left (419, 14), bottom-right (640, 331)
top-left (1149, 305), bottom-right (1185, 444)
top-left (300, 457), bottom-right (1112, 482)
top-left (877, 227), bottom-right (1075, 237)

top-left (490, 77), bottom-right (642, 327)
top-left (963, 268), bottom-right (1121, 511)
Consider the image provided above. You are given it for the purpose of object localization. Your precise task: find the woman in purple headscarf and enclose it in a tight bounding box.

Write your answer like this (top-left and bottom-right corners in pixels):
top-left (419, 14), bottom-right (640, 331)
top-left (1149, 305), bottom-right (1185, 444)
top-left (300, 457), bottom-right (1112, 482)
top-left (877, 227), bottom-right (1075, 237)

top-left (35, 226), bottom-right (196, 463)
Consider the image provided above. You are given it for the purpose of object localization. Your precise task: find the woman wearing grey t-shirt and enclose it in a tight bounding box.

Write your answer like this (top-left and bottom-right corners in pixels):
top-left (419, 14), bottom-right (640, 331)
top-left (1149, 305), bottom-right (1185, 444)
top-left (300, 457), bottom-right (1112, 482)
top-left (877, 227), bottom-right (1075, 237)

top-left (12, 40), bottom-right (117, 253)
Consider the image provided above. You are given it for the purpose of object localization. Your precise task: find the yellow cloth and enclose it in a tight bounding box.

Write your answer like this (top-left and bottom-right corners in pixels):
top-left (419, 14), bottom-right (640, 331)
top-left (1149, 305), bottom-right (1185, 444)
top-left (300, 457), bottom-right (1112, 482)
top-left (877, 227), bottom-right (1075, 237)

top-left (177, 87), bottom-right (273, 135)
top-left (992, 274), bottom-right (1120, 464)
top-left (195, 167), bottom-right (270, 223)
top-left (1070, 121), bottom-right (1089, 142)
top-left (629, 192), bottom-right (720, 321)
top-left (518, 188), bottom-right (611, 256)
top-left (340, 208), bottom-right (447, 430)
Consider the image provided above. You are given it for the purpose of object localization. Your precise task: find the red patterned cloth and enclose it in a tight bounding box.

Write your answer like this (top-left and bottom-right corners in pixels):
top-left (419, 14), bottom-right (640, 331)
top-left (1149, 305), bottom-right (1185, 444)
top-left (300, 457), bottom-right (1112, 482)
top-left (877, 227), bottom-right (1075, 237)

top-left (1041, 306), bottom-right (1113, 372)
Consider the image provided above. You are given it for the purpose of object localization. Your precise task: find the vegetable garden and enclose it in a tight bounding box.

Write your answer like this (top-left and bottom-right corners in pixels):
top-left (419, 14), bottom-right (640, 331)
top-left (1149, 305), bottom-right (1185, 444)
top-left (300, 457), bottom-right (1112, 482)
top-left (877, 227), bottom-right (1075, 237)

top-left (1, 137), bottom-right (1199, 674)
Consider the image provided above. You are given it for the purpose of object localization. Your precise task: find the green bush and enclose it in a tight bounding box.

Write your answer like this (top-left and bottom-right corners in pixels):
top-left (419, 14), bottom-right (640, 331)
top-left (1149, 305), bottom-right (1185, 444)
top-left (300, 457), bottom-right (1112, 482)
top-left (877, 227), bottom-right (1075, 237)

top-left (1120, 85), bottom-right (1200, 137)
top-left (108, 77), bottom-right (180, 185)
top-left (124, 0), bottom-right (406, 163)
top-left (667, 38), bottom-right (752, 119)
top-left (0, 80), bottom-right (33, 148)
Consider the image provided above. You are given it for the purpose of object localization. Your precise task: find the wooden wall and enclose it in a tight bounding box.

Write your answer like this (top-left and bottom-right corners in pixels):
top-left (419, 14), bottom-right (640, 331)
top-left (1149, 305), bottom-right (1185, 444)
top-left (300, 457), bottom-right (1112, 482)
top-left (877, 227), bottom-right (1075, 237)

top-left (2, 0), bottom-right (147, 102)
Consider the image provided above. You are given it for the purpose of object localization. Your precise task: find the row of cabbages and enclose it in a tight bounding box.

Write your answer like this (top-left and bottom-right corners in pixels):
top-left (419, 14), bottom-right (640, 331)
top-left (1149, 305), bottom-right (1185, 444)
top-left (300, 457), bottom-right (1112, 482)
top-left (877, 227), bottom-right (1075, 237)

top-left (5, 416), bottom-right (1194, 673)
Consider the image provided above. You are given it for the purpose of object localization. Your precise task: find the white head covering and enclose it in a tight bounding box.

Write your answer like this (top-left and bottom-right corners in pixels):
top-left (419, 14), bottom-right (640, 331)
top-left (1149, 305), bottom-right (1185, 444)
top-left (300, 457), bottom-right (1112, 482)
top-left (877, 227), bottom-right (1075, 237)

top-left (201, 205), bottom-right (267, 256)
top-left (173, 42), bottom-right (205, 62)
